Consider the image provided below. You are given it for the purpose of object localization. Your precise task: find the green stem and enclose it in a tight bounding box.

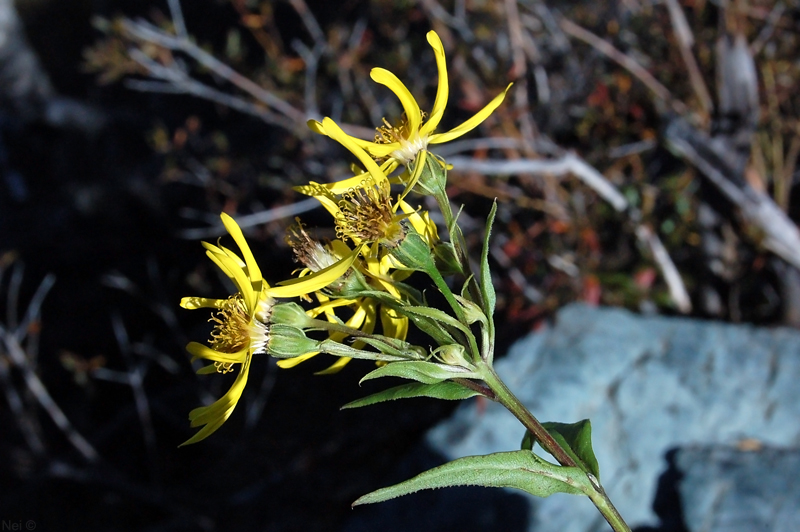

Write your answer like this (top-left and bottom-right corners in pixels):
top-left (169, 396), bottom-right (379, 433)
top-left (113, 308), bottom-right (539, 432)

top-left (477, 363), bottom-right (631, 532)
top-left (584, 480), bottom-right (632, 532)
top-left (424, 262), bottom-right (482, 361)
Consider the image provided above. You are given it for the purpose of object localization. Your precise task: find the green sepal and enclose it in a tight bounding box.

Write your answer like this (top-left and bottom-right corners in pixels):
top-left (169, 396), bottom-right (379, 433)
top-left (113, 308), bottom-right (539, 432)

top-left (197, 364), bottom-right (219, 375)
top-left (271, 302), bottom-right (316, 328)
top-left (533, 419), bottom-right (600, 480)
top-left (353, 450), bottom-right (592, 507)
top-left (341, 381), bottom-right (480, 409)
top-left (360, 360), bottom-right (478, 385)
top-left (351, 336), bottom-right (427, 361)
top-left (317, 339), bottom-right (409, 363)
top-left (267, 324), bottom-right (321, 359)
top-left (412, 153), bottom-right (448, 196)
top-left (389, 227), bottom-right (437, 273)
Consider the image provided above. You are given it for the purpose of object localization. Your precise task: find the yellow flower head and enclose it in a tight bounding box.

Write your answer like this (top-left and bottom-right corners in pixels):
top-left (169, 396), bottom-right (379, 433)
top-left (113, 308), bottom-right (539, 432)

top-left (336, 178), bottom-right (406, 248)
top-left (180, 212), bottom-right (273, 445)
top-left (308, 30), bottom-right (512, 188)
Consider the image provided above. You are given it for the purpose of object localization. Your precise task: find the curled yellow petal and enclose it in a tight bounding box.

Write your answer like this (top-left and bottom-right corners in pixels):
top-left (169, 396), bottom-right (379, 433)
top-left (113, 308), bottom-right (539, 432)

top-left (186, 342), bottom-right (248, 364)
top-left (220, 213), bottom-right (263, 289)
top-left (180, 353), bottom-right (252, 445)
top-left (428, 83), bottom-right (513, 145)
top-left (322, 118), bottom-right (389, 186)
top-left (370, 68), bottom-right (422, 135)
top-left (314, 356), bottom-right (352, 375)
top-left (276, 351), bottom-right (319, 368)
top-left (307, 119), bottom-right (326, 135)
top-left (419, 31), bottom-right (448, 137)
top-left (180, 297), bottom-right (227, 310)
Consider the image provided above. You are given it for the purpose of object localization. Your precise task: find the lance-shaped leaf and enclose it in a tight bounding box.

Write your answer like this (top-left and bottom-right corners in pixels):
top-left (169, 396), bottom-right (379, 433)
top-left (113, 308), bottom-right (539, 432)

top-left (479, 201), bottom-right (498, 320)
top-left (360, 360), bottom-right (478, 385)
top-left (526, 419), bottom-right (600, 480)
top-left (342, 381), bottom-right (481, 409)
top-left (400, 306), bottom-right (472, 336)
top-left (353, 450), bottom-right (592, 506)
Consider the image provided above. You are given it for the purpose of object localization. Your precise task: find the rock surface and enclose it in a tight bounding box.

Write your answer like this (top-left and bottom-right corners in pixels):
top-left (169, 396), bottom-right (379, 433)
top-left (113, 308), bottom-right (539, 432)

top-left (425, 304), bottom-right (800, 531)
top-left (676, 446), bottom-right (800, 532)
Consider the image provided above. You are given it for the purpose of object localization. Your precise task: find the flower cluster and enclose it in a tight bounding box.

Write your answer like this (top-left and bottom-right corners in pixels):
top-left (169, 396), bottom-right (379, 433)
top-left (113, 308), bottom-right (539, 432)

top-left (180, 30), bottom-right (510, 444)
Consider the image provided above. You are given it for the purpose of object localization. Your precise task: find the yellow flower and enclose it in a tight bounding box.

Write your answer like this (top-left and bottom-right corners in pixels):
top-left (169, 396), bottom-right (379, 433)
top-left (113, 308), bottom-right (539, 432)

top-left (308, 30), bottom-right (512, 191)
top-left (179, 212), bottom-right (271, 445)
top-left (180, 213), bottom-right (358, 444)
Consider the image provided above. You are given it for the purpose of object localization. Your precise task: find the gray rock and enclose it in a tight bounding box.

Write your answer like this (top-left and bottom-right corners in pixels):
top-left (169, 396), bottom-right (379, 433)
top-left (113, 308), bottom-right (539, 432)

top-left (426, 304), bottom-right (800, 531)
top-left (676, 446), bottom-right (800, 532)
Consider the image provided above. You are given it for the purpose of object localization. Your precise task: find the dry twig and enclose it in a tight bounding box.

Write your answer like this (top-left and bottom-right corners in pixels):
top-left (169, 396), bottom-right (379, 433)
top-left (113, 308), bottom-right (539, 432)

top-left (449, 154), bottom-right (693, 312)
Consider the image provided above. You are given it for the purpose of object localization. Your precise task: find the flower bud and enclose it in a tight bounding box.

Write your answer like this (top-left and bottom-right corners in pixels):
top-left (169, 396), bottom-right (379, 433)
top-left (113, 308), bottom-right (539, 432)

top-left (271, 302), bottom-right (316, 328)
top-left (388, 225), bottom-right (436, 273)
top-left (432, 344), bottom-right (471, 367)
top-left (267, 324), bottom-right (320, 359)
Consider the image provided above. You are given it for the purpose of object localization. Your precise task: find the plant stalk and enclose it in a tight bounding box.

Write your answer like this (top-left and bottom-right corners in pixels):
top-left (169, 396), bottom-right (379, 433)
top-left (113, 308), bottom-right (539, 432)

top-left (478, 363), bottom-right (631, 532)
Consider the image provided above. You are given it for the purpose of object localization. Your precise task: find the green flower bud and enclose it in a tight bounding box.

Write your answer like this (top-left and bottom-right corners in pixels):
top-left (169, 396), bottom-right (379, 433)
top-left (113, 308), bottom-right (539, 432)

top-left (267, 324), bottom-right (320, 359)
top-left (411, 154), bottom-right (448, 196)
top-left (332, 268), bottom-right (372, 299)
top-left (432, 344), bottom-right (471, 368)
top-left (388, 226), bottom-right (437, 273)
top-left (271, 302), bottom-right (316, 328)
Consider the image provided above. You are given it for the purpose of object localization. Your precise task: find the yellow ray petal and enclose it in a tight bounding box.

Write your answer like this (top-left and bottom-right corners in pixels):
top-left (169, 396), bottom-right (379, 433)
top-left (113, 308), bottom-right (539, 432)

top-left (268, 245), bottom-right (363, 298)
top-left (314, 356), bottom-right (352, 375)
top-left (276, 351), bottom-right (319, 368)
top-left (186, 342), bottom-right (248, 364)
top-left (398, 149), bottom-right (427, 203)
top-left (180, 353), bottom-right (252, 445)
top-left (206, 249), bottom-right (257, 312)
top-left (428, 83), bottom-right (512, 144)
top-left (370, 67), bottom-right (422, 134)
top-left (307, 119), bottom-right (325, 135)
top-left (307, 298), bottom-right (359, 318)
top-left (180, 297), bottom-right (227, 310)
top-left (220, 213), bottom-right (263, 289)
top-left (380, 306), bottom-right (409, 342)
top-left (419, 31), bottom-right (448, 137)
top-left (322, 118), bottom-right (390, 186)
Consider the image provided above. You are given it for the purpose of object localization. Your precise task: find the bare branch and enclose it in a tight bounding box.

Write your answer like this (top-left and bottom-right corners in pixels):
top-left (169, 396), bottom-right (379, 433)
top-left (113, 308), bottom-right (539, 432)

top-left (167, 0), bottom-right (188, 39)
top-left (560, 17), bottom-right (688, 115)
top-left (448, 154), bottom-right (692, 312)
top-left (664, 0), bottom-right (713, 116)
top-left (2, 327), bottom-right (99, 462)
top-left (636, 225), bottom-right (692, 313)
top-left (179, 197), bottom-right (320, 239)
top-left (120, 16), bottom-right (306, 130)
top-left (448, 154), bottom-right (629, 211)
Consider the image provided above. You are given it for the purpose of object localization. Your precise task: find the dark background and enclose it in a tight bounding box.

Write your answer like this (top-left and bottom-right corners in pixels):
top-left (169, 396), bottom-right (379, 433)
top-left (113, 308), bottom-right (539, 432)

top-left (1, 1), bottom-right (797, 530)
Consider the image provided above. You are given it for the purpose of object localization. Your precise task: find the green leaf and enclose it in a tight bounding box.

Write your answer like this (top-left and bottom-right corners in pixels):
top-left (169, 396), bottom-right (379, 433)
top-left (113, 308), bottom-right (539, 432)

top-left (360, 360), bottom-right (478, 385)
top-left (353, 450), bottom-right (592, 506)
top-left (520, 430), bottom-right (534, 451)
top-left (400, 306), bottom-right (471, 336)
top-left (479, 201), bottom-right (498, 320)
top-left (405, 311), bottom-right (458, 347)
top-left (341, 381), bottom-right (480, 409)
top-left (539, 420), bottom-right (600, 480)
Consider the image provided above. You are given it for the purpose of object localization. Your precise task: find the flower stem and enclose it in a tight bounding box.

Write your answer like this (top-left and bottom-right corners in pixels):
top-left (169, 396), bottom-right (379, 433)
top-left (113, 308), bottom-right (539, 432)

top-left (477, 363), bottom-right (631, 532)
